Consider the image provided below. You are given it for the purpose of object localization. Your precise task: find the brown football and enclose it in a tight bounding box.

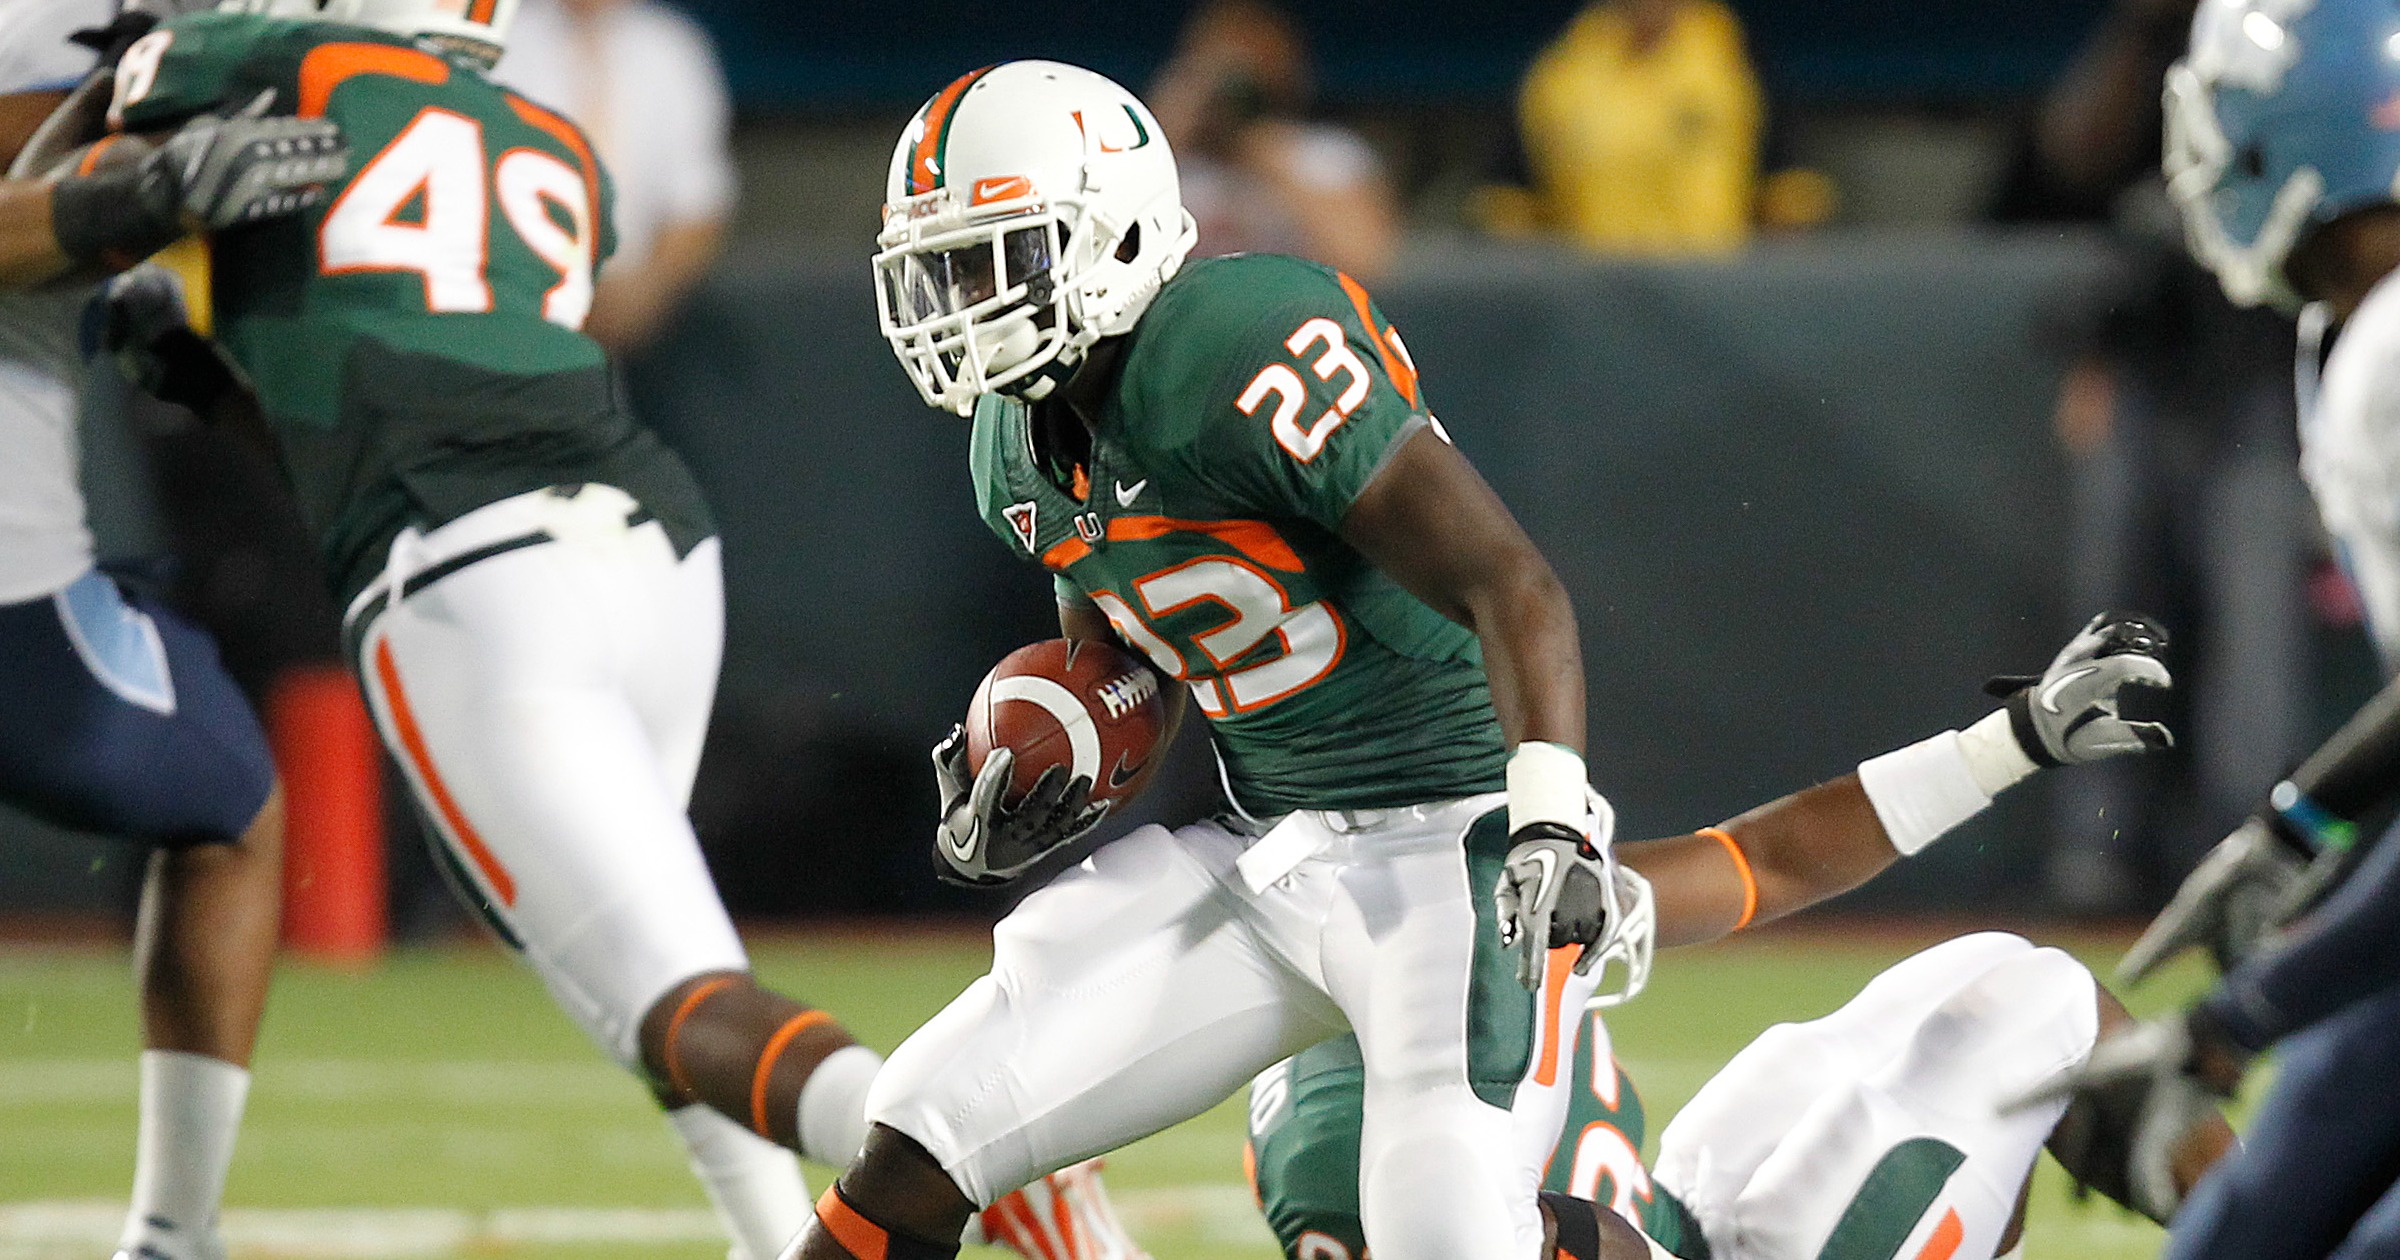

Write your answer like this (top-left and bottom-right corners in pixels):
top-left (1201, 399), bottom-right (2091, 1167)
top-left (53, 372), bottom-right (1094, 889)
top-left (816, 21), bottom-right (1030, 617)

top-left (964, 638), bottom-right (1169, 813)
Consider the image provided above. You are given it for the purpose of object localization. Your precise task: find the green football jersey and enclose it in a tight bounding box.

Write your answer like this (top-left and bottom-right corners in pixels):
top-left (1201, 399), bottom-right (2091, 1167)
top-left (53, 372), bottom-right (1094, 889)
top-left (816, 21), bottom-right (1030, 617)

top-left (1248, 1021), bottom-right (1707, 1259)
top-left (970, 254), bottom-right (1506, 815)
top-left (111, 12), bottom-right (710, 601)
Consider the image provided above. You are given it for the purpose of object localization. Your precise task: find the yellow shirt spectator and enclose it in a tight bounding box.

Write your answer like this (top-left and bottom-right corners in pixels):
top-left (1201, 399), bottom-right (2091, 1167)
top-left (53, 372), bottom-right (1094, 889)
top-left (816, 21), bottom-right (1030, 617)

top-left (1519, 0), bottom-right (1763, 254)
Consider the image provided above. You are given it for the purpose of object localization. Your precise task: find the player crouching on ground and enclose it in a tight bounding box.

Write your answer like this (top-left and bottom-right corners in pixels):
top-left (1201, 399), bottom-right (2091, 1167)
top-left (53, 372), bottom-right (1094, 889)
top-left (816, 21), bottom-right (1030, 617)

top-left (1248, 616), bottom-right (2235, 1260)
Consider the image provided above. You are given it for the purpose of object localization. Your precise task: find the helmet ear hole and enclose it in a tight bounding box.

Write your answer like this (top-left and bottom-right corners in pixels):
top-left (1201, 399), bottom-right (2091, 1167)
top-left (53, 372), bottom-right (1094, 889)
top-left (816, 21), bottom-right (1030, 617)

top-left (1115, 223), bottom-right (1143, 263)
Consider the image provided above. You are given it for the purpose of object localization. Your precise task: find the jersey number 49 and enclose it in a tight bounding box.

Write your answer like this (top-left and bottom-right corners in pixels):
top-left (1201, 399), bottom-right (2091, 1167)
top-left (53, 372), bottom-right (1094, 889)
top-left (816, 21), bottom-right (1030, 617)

top-left (322, 107), bottom-right (596, 328)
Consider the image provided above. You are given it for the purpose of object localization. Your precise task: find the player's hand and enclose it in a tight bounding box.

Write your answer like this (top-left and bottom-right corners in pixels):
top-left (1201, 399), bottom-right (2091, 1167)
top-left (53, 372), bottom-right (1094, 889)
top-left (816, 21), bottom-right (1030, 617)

top-left (1983, 610), bottom-right (2174, 766)
top-left (1495, 822), bottom-right (1614, 991)
top-left (52, 90), bottom-right (347, 267)
top-left (2119, 817), bottom-right (2307, 983)
top-left (931, 725), bottom-right (1107, 888)
top-left (101, 265), bottom-right (244, 413)
top-left (2006, 1008), bottom-right (2246, 1223)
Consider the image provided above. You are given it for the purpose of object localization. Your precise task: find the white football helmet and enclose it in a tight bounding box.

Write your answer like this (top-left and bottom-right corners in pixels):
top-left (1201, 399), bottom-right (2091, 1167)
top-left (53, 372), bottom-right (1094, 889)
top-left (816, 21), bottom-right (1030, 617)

top-left (875, 61), bottom-right (1198, 415)
top-left (216, 0), bottom-right (517, 63)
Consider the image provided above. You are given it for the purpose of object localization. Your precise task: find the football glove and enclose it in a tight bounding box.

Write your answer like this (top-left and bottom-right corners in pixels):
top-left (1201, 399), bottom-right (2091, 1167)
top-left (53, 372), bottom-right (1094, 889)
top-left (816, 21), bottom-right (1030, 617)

top-left (2119, 817), bottom-right (2306, 984)
top-left (1496, 792), bottom-right (1628, 992)
top-left (932, 725), bottom-right (1108, 888)
top-left (2007, 1007), bottom-right (2246, 1224)
top-left (1983, 610), bottom-right (2174, 766)
top-left (100, 265), bottom-right (244, 414)
top-left (52, 90), bottom-right (347, 267)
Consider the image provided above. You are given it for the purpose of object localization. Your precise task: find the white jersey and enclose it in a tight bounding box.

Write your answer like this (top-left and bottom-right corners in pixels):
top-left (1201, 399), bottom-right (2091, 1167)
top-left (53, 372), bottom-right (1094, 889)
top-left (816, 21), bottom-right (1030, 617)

top-left (0, 0), bottom-right (109, 605)
top-left (2302, 272), bottom-right (2400, 672)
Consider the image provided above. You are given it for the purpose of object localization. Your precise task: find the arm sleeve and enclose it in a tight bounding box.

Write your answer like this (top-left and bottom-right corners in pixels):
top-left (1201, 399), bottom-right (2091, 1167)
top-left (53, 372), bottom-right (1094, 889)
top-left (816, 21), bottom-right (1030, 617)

top-left (1157, 266), bottom-right (1431, 531)
top-left (0, 0), bottom-right (107, 95)
top-left (2204, 819), bottom-right (2400, 1051)
top-left (651, 9), bottom-right (734, 227)
top-left (110, 15), bottom-right (249, 132)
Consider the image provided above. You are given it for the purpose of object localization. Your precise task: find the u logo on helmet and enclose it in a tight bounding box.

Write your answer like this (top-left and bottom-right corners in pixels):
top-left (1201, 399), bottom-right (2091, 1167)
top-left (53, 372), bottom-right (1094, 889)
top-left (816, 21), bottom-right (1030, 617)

top-left (1072, 105), bottom-right (1153, 154)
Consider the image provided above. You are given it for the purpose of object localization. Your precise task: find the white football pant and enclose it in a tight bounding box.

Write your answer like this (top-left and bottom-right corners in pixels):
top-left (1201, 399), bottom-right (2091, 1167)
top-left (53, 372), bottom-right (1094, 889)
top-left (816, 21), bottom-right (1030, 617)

top-left (352, 485), bottom-right (751, 1062)
top-left (868, 795), bottom-right (1564, 1260)
top-left (1652, 933), bottom-right (2098, 1260)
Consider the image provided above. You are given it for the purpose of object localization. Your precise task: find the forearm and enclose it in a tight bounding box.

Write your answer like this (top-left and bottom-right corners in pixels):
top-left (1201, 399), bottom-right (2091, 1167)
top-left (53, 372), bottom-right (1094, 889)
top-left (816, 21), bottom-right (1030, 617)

top-left (2205, 820), bottom-right (2400, 1050)
top-left (1625, 774), bottom-right (1896, 947)
top-left (0, 179), bottom-right (72, 287)
top-left (1469, 560), bottom-right (1585, 754)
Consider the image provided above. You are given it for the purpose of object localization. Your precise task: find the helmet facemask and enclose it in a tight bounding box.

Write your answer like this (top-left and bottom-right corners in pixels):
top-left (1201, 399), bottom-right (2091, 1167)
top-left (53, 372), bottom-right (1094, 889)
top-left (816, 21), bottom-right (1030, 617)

top-left (875, 189), bottom-right (1074, 414)
top-left (2165, 60), bottom-right (2327, 309)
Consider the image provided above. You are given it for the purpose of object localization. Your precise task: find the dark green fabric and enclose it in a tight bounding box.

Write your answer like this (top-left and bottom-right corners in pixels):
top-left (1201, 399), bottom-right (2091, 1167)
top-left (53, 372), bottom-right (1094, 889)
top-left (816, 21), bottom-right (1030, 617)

top-left (1814, 1137), bottom-right (1968, 1260)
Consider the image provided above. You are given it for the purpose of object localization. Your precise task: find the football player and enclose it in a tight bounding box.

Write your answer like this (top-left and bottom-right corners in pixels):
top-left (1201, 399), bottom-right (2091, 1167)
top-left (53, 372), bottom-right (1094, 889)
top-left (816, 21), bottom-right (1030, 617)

top-left (0, 5), bottom-right (339, 1258)
top-left (70, 6), bottom-right (1140, 1259)
top-left (2026, 2), bottom-right (2400, 1256)
top-left (787, 62), bottom-right (2172, 1260)
top-left (1247, 622), bottom-right (2233, 1260)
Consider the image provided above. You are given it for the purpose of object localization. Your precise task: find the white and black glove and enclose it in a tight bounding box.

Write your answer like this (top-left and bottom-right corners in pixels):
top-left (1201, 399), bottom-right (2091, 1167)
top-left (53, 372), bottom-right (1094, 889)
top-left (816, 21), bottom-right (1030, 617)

top-left (2008, 1007), bottom-right (2246, 1224)
top-left (1496, 789), bottom-right (1624, 992)
top-left (931, 725), bottom-right (1107, 888)
top-left (1984, 611), bottom-right (2174, 766)
top-left (52, 90), bottom-right (347, 267)
top-left (2119, 817), bottom-right (2308, 984)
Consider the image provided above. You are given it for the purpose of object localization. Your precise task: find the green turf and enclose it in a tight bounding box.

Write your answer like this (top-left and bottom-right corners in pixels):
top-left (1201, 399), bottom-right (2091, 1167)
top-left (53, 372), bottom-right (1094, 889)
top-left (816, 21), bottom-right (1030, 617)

top-left (0, 924), bottom-right (2227, 1259)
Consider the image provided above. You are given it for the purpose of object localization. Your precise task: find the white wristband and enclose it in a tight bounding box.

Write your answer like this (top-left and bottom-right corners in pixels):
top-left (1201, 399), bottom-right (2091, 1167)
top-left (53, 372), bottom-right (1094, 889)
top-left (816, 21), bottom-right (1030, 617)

top-left (1508, 741), bottom-right (1588, 834)
top-left (1857, 729), bottom-right (1993, 856)
top-left (1957, 707), bottom-right (2041, 796)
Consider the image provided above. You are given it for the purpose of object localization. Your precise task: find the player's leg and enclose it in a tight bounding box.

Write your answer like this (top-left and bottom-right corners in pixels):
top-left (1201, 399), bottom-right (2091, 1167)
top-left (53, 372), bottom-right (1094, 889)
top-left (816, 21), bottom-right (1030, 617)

top-left (0, 571), bottom-right (283, 1260)
top-left (2163, 980), bottom-right (2400, 1260)
top-left (1317, 801), bottom-right (1553, 1260)
top-left (1654, 935), bottom-right (2098, 1260)
top-left (788, 818), bottom-right (1345, 1259)
top-left (356, 503), bottom-right (828, 1260)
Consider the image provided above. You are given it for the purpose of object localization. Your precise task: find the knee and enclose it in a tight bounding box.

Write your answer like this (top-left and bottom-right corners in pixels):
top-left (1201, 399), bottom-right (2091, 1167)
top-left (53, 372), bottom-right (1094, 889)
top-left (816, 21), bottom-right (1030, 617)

top-left (637, 968), bottom-right (755, 1092)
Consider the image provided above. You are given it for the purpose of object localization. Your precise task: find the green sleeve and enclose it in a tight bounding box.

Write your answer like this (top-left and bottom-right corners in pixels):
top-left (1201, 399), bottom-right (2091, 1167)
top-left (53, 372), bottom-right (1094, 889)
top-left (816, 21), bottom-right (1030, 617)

top-left (1131, 258), bottom-right (1431, 532)
top-left (111, 13), bottom-right (280, 132)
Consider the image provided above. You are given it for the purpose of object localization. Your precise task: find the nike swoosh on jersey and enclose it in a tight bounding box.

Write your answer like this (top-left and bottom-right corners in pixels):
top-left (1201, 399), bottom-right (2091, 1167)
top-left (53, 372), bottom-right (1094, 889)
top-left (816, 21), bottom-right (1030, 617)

top-left (2040, 664), bottom-right (2100, 714)
top-left (1114, 479), bottom-right (1147, 507)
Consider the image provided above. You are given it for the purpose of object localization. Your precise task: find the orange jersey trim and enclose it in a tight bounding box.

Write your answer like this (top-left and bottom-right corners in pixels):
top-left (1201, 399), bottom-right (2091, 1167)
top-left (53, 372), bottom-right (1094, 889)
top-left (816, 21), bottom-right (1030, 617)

top-left (297, 42), bottom-right (449, 119)
top-left (1336, 271), bottom-right (1420, 408)
top-left (750, 1009), bottom-right (833, 1138)
top-left (1107, 516), bottom-right (1305, 572)
top-left (1914, 1208), bottom-right (1965, 1260)
top-left (814, 1187), bottom-right (889, 1260)
top-left (1700, 826), bottom-right (1758, 932)
top-left (505, 95), bottom-right (603, 237)
top-left (372, 639), bottom-right (516, 906)
top-left (661, 976), bottom-right (735, 1098)
top-left (1532, 944), bottom-right (1578, 1087)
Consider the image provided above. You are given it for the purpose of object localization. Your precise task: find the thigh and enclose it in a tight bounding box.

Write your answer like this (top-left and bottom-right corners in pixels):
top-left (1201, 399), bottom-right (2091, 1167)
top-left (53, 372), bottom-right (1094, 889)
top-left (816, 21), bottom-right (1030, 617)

top-left (359, 541), bottom-right (745, 1063)
top-left (2169, 984), bottom-right (2400, 1260)
top-left (869, 819), bottom-right (1342, 1208)
top-left (0, 571), bottom-right (272, 844)
top-left (1661, 938), bottom-right (2096, 1260)
top-left (622, 533), bottom-right (722, 808)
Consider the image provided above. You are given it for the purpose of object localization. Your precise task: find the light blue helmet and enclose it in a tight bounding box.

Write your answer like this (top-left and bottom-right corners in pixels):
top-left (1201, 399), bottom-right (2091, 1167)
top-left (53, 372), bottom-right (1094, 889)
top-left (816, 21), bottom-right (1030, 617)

top-left (2167, 0), bottom-right (2400, 307)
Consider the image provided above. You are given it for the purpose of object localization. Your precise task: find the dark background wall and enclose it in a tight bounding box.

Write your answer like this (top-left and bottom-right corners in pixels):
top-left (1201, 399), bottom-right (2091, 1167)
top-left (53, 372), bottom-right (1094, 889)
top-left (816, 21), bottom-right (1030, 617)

top-left (680, 1), bottom-right (2112, 107)
top-left (0, 230), bottom-right (2122, 920)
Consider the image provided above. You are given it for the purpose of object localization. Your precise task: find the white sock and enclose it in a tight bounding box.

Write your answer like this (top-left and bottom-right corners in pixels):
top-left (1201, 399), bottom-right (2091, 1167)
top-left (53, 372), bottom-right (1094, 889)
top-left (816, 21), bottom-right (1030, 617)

top-left (666, 1105), bottom-right (811, 1260)
top-left (795, 1043), bottom-right (882, 1167)
top-left (119, 1050), bottom-right (249, 1256)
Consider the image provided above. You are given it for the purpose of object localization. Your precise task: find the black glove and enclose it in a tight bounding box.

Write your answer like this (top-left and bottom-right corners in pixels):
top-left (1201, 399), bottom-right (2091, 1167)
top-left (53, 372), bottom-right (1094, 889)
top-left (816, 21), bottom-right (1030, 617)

top-left (52, 90), bottom-right (347, 267)
top-left (101, 265), bottom-right (243, 413)
top-left (931, 725), bottom-right (1108, 888)
top-left (1494, 821), bottom-right (1614, 990)
top-left (2008, 1005), bottom-right (2245, 1224)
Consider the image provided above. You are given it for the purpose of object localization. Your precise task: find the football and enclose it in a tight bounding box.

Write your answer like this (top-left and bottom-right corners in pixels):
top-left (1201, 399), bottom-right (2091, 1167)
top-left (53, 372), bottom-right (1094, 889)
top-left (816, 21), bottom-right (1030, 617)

top-left (964, 637), bottom-right (1170, 813)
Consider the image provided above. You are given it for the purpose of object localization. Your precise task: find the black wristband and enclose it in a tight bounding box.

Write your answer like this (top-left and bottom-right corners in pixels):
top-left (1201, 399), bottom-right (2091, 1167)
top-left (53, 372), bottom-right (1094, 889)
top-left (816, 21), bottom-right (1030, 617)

top-left (51, 162), bottom-right (180, 268)
top-left (1539, 1191), bottom-right (1606, 1260)
top-left (2004, 689), bottom-right (2066, 768)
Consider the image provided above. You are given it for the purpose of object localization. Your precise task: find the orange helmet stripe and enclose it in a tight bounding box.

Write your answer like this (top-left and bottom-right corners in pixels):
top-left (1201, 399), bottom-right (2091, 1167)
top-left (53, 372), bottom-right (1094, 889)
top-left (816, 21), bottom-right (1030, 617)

top-left (908, 64), bottom-right (998, 195)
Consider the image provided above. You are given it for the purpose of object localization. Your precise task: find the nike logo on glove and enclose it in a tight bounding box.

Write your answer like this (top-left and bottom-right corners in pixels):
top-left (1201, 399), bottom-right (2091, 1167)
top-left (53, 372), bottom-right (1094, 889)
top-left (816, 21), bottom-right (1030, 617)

top-left (1522, 847), bottom-right (1559, 906)
top-left (2040, 664), bottom-right (2100, 714)
top-left (944, 821), bottom-right (981, 865)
